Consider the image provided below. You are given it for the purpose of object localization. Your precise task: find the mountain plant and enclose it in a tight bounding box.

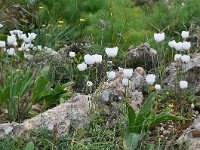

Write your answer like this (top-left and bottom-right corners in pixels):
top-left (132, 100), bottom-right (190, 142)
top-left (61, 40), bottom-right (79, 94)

top-left (0, 68), bottom-right (73, 122)
top-left (124, 91), bottom-right (182, 150)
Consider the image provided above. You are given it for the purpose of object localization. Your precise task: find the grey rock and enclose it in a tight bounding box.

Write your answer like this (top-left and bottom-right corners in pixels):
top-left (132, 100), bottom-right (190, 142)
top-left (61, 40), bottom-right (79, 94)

top-left (177, 115), bottom-right (200, 150)
top-left (95, 68), bottom-right (145, 110)
top-left (164, 53), bottom-right (200, 95)
top-left (126, 43), bottom-right (157, 70)
top-left (131, 67), bottom-right (146, 90)
top-left (0, 94), bottom-right (90, 138)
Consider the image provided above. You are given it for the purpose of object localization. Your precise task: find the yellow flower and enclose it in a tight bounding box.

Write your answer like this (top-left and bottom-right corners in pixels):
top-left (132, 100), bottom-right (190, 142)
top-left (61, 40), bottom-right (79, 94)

top-left (168, 104), bottom-right (174, 108)
top-left (58, 20), bottom-right (64, 24)
top-left (80, 18), bottom-right (85, 22)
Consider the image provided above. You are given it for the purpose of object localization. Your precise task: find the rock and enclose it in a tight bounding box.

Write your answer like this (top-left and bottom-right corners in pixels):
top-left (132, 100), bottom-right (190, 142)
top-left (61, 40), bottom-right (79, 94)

top-left (131, 67), bottom-right (146, 90)
top-left (186, 34), bottom-right (200, 48)
top-left (164, 53), bottom-right (200, 95)
top-left (0, 94), bottom-right (90, 138)
top-left (177, 115), bottom-right (200, 150)
top-left (95, 68), bottom-right (145, 111)
top-left (126, 43), bottom-right (157, 70)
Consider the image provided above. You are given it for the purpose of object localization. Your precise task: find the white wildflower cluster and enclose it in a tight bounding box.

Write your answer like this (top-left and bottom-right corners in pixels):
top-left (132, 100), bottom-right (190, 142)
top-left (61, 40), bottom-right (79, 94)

top-left (121, 68), bottom-right (133, 87)
top-left (168, 31), bottom-right (191, 63)
top-left (76, 47), bottom-right (119, 89)
top-left (0, 29), bottom-right (37, 58)
top-left (77, 53), bottom-right (103, 71)
top-left (77, 47), bottom-right (118, 72)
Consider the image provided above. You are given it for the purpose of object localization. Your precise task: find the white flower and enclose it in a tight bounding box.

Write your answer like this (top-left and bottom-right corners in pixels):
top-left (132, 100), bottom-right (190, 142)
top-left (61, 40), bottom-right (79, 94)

top-left (92, 54), bottom-right (102, 63)
top-left (18, 34), bottom-right (26, 40)
top-left (0, 24), bottom-right (3, 28)
top-left (7, 48), bottom-right (16, 56)
top-left (18, 47), bottom-right (23, 51)
top-left (174, 42), bottom-right (183, 51)
top-left (84, 54), bottom-right (95, 65)
top-left (123, 69), bottom-right (133, 78)
top-left (69, 52), bottom-right (75, 57)
top-left (105, 47), bottom-right (118, 57)
top-left (77, 62), bottom-right (87, 71)
top-left (146, 74), bottom-right (156, 85)
top-left (107, 71), bottom-right (116, 80)
top-left (154, 32), bottom-right (165, 42)
top-left (182, 41), bottom-right (191, 50)
top-left (168, 40), bottom-right (176, 48)
top-left (87, 81), bottom-right (93, 87)
top-left (10, 30), bottom-right (23, 35)
top-left (122, 78), bottom-right (129, 87)
top-left (191, 103), bottom-right (194, 109)
top-left (7, 35), bottom-right (17, 46)
top-left (174, 54), bottom-right (182, 61)
top-left (181, 55), bottom-right (190, 63)
top-left (28, 33), bottom-right (37, 41)
top-left (21, 34), bottom-right (32, 43)
top-left (13, 41), bottom-right (18, 47)
top-left (179, 80), bottom-right (188, 89)
top-left (0, 41), bottom-right (6, 48)
top-left (155, 84), bottom-right (161, 90)
top-left (181, 31), bottom-right (189, 39)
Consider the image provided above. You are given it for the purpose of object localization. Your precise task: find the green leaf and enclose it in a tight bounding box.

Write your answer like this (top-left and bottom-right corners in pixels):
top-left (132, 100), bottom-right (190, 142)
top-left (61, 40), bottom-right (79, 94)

top-left (124, 132), bottom-right (145, 150)
top-left (0, 85), bottom-right (10, 105)
top-left (139, 91), bottom-right (158, 115)
top-left (126, 101), bottom-right (136, 132)
top-left (134, 91), bottom-right (158, 133)
top-left (149, 109), bottom-right (182, 128)
top-left (18, 70), bottom-right (34, 98)
top-left (32, 76), bottom-right (51, 103)
top-left (24, 141), bottom-right (34, 150)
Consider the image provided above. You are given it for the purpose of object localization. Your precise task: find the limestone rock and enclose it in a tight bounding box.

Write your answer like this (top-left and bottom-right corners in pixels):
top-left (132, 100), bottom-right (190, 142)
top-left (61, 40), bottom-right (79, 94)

top-left (0, 94), bottom-right (90, 138)
top-left (131, 67), bottom-right (146, 90)
top-left (164, 53), bottom-right (200, 95)
top-left (126, 43), bottom-right (157, 70)
top-left (177, 115), bottom-right (200, 150)
top-left (96, 68), bottom-right (145, 110)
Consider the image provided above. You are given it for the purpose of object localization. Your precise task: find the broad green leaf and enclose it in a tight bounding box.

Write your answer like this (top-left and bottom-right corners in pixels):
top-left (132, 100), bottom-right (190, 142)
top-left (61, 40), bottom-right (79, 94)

top-left (134, 91), bottom-right (158, 133)
top-left (32, 76), bottom-right (51, 102)
top-left (149, 110), bottom-right (182, 128)
top-left (139, 91), bottom-right (158, 115)
top-left (126, 101), bottom-right (136, 132)
top-left (18, 70), bottom-right (34, 98)
top-left (124, 132), bottom-right (145, 150)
